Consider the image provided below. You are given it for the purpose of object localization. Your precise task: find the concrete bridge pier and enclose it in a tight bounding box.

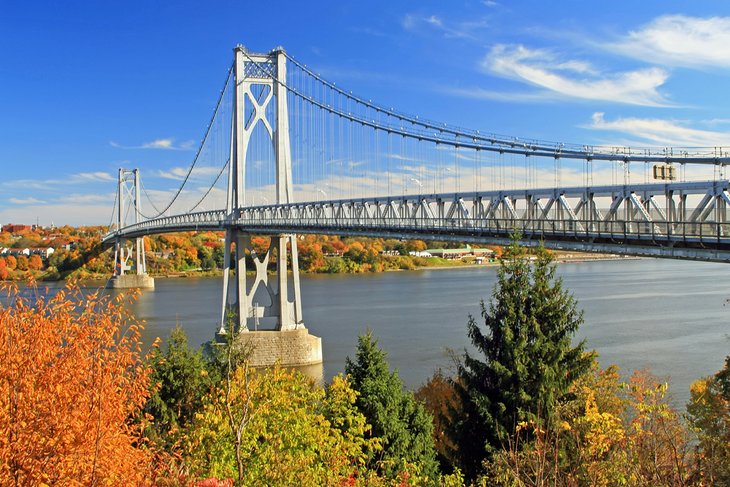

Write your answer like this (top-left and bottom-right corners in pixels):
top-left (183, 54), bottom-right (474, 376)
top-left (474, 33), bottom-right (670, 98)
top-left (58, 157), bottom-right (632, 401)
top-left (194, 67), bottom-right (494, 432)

top-left (106, 274), bottom-right (155, 289)
top-left (218, 230), bottom-right (322, 367)
top-left (233, 329), bottom-right (323, 368)
top-left (106, 273), bottom-right (155, 289)
top-left (106, 237), bottom-right (155, 289)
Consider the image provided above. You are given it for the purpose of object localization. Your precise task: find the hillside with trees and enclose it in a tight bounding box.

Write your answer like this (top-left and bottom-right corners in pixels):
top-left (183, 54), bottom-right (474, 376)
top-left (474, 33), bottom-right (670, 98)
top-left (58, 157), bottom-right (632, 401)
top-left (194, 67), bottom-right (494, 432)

top-left (0, 224), bottom-right (499, 281)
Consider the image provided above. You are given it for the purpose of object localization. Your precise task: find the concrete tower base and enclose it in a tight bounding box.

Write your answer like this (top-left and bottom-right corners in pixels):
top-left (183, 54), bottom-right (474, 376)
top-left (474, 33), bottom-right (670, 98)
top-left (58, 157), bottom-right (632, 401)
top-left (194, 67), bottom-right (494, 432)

top-left (106, 274), bottom-right (155, 289)
top-left (234, 329), bottom-right (322, 367)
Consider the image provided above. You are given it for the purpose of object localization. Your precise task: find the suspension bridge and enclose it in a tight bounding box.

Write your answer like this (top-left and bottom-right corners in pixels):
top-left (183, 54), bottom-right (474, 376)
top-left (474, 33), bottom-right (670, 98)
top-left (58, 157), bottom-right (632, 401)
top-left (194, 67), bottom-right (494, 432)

top-left (102, 45), bottom-right (730, 364)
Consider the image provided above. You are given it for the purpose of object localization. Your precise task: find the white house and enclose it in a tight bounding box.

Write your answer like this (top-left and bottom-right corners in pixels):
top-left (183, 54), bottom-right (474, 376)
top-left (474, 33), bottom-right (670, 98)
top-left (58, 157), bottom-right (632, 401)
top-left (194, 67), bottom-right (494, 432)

top-left (30, 247), bottom-right (55, 259)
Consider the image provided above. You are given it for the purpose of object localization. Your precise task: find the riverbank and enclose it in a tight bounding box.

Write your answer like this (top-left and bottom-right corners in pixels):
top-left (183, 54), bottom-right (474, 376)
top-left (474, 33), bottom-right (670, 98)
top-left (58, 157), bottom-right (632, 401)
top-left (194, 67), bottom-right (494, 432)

top-left (1, 250), bottom-right (633, 284)
top-left (133, 251), bottom-right (634, 280)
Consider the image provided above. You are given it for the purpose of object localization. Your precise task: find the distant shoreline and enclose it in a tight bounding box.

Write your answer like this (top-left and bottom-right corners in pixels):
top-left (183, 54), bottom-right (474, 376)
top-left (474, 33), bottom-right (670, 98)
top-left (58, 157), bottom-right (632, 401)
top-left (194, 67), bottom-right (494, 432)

top-left (2, 252), bottom-right (637, 284)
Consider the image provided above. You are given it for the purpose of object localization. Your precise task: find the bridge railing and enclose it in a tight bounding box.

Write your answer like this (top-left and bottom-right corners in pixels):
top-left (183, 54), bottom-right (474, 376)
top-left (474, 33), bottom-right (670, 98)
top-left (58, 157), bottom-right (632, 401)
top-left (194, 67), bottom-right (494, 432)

top-left (103, 180), bottom-right (730, 260)
top-left (235, 214), bottom-right (730, 245)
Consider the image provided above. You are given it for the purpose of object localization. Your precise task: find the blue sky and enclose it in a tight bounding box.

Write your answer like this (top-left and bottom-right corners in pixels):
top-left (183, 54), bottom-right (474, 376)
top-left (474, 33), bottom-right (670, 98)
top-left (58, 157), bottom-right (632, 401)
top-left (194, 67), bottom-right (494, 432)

top-left (3, 0), bottom-right (730, 225)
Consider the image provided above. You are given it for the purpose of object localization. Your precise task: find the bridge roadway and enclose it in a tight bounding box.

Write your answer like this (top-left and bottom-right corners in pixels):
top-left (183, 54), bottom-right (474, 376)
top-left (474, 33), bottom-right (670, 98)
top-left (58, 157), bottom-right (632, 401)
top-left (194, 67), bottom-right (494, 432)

top-left (103, 180), bottom-right (730, 263)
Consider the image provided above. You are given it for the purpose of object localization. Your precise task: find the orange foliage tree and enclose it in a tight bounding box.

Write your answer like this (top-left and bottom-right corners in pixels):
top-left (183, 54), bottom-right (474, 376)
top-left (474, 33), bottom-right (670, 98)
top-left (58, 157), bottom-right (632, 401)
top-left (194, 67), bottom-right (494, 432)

top-left (15, 255), bottom-right (28, 271)
top-left (28, 254), bottom-right (43, 271)
top-left (0, 281), bottom-right (155, 484)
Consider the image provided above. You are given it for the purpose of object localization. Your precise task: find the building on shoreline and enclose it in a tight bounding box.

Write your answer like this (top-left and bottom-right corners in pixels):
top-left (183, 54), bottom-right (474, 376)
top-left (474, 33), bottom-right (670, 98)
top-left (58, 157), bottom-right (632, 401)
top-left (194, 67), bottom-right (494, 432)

top-left (426, 245), bottom-right (494, 260)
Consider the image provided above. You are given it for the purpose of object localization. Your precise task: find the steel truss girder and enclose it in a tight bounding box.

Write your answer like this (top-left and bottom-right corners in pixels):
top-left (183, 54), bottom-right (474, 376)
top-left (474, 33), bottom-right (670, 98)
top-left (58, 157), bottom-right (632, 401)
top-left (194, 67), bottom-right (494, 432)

top-left (104, 180), bottom-right (730, 263)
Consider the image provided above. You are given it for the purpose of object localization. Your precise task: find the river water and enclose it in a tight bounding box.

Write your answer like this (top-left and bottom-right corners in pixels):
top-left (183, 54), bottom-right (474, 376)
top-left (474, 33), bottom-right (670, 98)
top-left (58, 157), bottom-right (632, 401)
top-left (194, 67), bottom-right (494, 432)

top-left (120, 258), bottom-right (730, 406)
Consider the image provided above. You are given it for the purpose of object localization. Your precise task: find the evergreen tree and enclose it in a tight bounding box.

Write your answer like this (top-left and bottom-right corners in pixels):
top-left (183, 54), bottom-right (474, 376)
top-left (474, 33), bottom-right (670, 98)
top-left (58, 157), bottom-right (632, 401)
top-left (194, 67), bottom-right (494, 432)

top-left (345, 330), bottom-right (440, 481)
top-left (451, 238), bottom-right (593, 479)
top-left (715, 354), bottom-right (730, 400)
top-left (145, 325), bottom-right (215, 446)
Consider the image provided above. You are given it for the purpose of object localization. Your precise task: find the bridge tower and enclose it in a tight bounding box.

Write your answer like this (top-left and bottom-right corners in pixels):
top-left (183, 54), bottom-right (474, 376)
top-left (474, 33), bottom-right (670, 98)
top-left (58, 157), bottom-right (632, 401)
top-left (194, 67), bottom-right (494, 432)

top-left (106, 168), bottom-right (155, 289)
top-left (219, 46), bottom-right (321, 366)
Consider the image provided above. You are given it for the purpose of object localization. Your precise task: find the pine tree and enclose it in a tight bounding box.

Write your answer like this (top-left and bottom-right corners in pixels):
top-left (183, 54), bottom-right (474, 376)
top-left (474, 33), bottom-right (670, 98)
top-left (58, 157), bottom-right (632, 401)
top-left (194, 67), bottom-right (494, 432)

top-left (345, 330), bottom-right (440, 481)
top-left (145, 325), bottom-right (215, 446)
top-left (451, 238), bottom-right (593, 479)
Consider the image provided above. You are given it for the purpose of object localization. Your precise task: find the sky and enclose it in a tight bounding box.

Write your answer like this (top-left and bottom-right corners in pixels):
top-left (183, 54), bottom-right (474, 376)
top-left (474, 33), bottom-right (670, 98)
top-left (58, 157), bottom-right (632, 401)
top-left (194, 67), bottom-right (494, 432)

top-left (3, 0), bottom-right (730, 225)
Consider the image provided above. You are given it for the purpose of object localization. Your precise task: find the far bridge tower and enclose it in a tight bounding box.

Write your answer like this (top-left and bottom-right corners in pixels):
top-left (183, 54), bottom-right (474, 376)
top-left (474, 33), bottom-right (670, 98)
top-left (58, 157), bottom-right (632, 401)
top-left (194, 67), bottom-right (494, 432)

top-left (107, 168), bottom-right (155, 289)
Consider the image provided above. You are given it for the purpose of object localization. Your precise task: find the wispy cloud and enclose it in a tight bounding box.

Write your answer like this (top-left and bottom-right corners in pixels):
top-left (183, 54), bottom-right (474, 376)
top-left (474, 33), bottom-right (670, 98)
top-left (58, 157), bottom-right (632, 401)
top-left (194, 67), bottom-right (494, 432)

top-left (110, 138), bottom-right (195, 151)
top-left (610, 15), bottom-right (730, 69)
top-left (0, 202), bottom-right (115, 227)
top-left (1, 180), bottom-right (53, 190)
top-left (443, 86), bottom-right (565, 103)
top-left (72, 172), bottom-right (116, 183)
top-left (402, 13), bottom-right (489, 41)
top-left (157, 166), bottom-right (223, 181)
top-left (481, 44), bottom-right (672, 106)
top-left (587, 112), bottom-right (730, 147)
top-left (1, 171), bottom-right (116, 189)
top-left (60, 193), bottom-right (112, 204)
top-left (9, 197), bottom-right (45, 205)
top-left (349, 26), bottom-right (391, 38)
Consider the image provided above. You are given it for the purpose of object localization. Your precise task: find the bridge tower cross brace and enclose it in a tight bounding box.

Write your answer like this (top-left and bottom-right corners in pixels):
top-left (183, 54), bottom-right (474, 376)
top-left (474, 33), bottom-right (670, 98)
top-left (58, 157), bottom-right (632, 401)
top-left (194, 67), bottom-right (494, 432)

top-left (112, 168), bottom-right (148, 277)
top-left (219, 46), bottom-right (304, 334)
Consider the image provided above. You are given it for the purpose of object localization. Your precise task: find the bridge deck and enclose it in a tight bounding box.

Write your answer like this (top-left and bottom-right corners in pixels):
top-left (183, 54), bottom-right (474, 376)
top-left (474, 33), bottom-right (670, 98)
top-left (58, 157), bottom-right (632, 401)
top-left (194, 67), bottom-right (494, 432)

top-left (103, 180), bottom-right (730, 263)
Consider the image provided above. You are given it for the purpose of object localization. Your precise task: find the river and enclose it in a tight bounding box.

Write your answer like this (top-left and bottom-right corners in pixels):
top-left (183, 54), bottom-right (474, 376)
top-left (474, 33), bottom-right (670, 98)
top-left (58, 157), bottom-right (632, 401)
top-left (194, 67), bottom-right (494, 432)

top-left (119, 258), bottom-right (730, 406)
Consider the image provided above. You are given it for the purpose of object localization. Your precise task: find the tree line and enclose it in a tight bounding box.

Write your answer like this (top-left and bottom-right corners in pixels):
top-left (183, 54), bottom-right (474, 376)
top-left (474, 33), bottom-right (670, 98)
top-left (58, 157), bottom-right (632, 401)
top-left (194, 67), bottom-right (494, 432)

top-left (0, 239), bottom-right (728, 485)
top-left (0, 225), bottom-right (492, 281)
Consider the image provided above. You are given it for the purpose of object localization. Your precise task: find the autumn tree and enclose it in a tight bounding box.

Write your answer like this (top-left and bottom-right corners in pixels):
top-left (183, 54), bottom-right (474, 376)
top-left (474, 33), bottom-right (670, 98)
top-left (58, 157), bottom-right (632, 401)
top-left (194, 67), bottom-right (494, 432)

top-left (13, 234), bottom-right (41, 249)
top-left (48, 249), bottom-right (77, 272)
top-left (345, 331), bottom-right (440, 481)
top-left (298, 241), bottom-right (326, 272)
top-left (0, 281), bottom-right (154, 484)
top-left (186, 366), bottom-right (379, 485)
top-left (15, 255), bottom-right (28, 271)
top-left (416, 369), bottom-right (462, 471)
top-left (450, 238), bottom-right (593, 479)
top-left (483, 364), bottom-right (692, 486)
top-left (623, 370), bottom-right (691, 485)
top-left (199, 246), bottom-right (216, 270)
top-left (406, 239), bottom-right (428, 252)
top-left (28, 254), bottom-right (43, 271)
top-left (688, 355), bottom-right (730, 484)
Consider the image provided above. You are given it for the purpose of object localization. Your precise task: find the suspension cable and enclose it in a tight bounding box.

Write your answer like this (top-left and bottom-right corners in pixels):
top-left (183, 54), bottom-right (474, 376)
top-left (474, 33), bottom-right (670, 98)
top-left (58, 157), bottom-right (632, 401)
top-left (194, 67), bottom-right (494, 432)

top-left (283, 52), bottom-right (728, 165)
top-left (107, 185), bottom-right (119, 231)
top-left (139, 178), bottom-right (163, 215)
top-left (137, 64), bottom-right (234, 219)
top-left (187, 158), bottom-right (230, 213)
